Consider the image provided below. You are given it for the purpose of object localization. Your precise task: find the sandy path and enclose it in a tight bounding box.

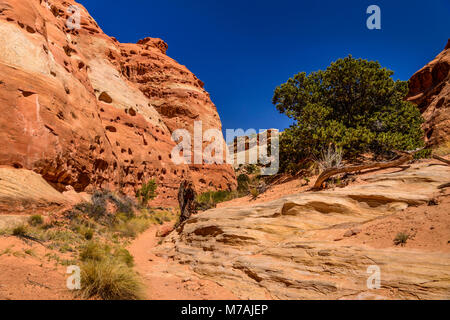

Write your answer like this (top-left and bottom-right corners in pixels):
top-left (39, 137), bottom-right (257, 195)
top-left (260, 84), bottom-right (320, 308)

top-left (128, 224), bottom-right (236, 300)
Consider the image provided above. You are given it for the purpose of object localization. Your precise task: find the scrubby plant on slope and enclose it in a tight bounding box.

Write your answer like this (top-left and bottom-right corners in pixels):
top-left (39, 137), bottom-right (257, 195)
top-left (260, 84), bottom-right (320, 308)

top-left (273, 55), bottom-right (427, 173)
top-left (136, 179), bottom-right (158, 207)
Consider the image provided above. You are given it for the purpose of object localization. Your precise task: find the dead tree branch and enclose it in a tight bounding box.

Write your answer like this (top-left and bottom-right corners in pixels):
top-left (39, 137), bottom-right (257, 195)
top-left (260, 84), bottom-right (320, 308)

top-left (433, 155), bottom-right (450, 166)
top-left (312, 148), bottom-right (424, 191)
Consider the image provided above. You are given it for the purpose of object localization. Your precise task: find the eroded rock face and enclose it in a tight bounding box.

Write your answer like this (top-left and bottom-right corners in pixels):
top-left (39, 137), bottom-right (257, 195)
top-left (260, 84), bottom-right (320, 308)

top-left (407, 39), bottom-right (450, 147)
top-left (156, 163), bottom-right (450, 299)
top-left (0, 0), bottom-right (235, 206)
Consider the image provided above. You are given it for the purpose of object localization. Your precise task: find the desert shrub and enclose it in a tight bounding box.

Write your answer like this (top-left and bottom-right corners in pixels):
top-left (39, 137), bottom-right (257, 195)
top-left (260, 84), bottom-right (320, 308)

top-left (394, 232), bottom-right (409, 246)
top-left (74, 191), bottom-right (135, 225)
top-left (80, 260), bottom-right (144, 300)
top-left (28, 215), bottom-right (44, 226)
top-left (196, 190), bottom-right (235, 210)
top-left (12, 224), bottom-right (28, 237)
top-left (245, 164), bottom-right (260, 175)
top-left (136, 179), bottom-right (157, 207)
top-left (113, 247), bottom-right (134, 267)
top-left (250, 188), bottom-right (260, 199)
top-left (79, 240), bottom-right (143, 300)
top-left (80, 241), bottom-right (111, 262)
top-left (114, 217), bottom-right (151, 238)
top-left (237, 174), bottom-right (251, 194)
top-left (315, 144), bottom-right (344, 171)
top-left (83, 228), bottom-right (94, 240)
top-left (273, 56), bottom-right (426, 173)
top-left (148, 210), bottom-right (177, 225)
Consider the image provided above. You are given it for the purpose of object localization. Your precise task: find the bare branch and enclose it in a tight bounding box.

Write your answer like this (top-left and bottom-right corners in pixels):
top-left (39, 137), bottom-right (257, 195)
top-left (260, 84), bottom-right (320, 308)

top-left (311, 148), bottom-right (426, 190)
top-left (433, 155), bottom-right (450, 166)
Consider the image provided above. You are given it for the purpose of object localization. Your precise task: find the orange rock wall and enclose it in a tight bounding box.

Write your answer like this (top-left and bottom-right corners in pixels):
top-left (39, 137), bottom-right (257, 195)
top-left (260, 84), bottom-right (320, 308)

top-left (0, 0), bottom-right (235, 205)
top-left (407, 39), bottom-right (450, 147)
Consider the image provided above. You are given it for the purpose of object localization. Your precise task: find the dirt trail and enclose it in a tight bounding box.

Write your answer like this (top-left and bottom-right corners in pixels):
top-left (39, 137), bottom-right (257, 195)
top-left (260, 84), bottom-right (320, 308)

top-left (128, 223), bottom-right (236, 300)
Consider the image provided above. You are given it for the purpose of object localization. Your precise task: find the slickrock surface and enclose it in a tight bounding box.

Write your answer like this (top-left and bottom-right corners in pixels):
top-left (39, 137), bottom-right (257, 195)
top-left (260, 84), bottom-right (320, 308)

top-left (156, 163), bottom-right (450, 300)
top-left (0, 0), bottom-right (235, 209)
top-left (0, 167), bottom-right (68, 215)
top-left (408, 39), bottom-right (450, 147)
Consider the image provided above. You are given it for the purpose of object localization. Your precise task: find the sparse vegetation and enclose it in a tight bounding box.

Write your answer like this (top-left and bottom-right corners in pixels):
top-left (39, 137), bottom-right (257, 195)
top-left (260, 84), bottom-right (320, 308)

top-left (72, 190), bottom-right (135, 225)
top-left (29, 215), bottom-right (44, 226)
top-left (114, 247), bottom-right (135, 267)
top-left (237, 174), bottom-right (251, 193)
top-left (394, 232), bottom-right (410, 246)
top-left (196, 190), bottom-right (235, 210)
top-left (0, 188), bottom-right (176, 300)
top-left (114, 217), bottom-right (151, 238)
top-left (136, 179), bottom-right (158, 207)
top-left (250, 187), bottom-right (260, 199)
top-left (315, 145), bottom-right (344, 172)
top-left (433, 141), bottom-right (450, 157)
top-left (12, 224), bottom-right (28, 237)
top-left (80, 241), bottom-right (110, 262)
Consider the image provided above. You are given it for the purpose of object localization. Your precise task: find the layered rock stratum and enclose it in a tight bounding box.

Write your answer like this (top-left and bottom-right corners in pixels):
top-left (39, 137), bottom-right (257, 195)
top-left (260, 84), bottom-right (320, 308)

top-left (156, 162), bottom-right (450, 299)
top-left (0, 0), bottom-right (235, 208)
top-left (408, 39), bottom-right (450, 147)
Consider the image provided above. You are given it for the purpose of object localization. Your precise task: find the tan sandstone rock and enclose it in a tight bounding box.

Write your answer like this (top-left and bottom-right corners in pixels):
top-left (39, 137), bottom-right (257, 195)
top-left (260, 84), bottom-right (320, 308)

top-left (155, 163), bottom-right (450, 300)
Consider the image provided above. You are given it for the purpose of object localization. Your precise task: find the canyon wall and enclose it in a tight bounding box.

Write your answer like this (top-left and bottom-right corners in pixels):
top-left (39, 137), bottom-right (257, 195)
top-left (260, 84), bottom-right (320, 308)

top-left (408, 39), bottom-right (450, 147)
top-left (0, 0), bottom-right (236, 207)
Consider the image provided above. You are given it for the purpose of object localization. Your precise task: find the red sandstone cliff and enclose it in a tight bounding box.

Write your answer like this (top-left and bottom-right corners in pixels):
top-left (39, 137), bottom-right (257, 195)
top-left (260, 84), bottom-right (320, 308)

top-left (407, 39), bottom-right (450, 147)
top-left (0, 0), bottom-right (235, 207)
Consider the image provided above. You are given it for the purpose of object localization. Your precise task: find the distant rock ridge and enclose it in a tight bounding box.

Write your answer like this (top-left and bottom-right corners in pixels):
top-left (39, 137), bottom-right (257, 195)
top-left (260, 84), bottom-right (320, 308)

top-left (0, 0), bottom-right (236, 207)
top-left (407, 39), bottom-right (450, 147)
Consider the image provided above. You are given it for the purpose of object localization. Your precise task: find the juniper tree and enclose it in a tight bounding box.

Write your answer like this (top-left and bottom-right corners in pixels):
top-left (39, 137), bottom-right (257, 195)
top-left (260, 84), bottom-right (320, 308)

top-left (273, 55), bottom-right (426, 172)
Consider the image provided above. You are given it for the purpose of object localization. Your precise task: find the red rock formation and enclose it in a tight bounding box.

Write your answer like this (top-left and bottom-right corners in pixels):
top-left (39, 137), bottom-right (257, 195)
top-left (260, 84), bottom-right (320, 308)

top-left (407, 39), bottom-right (450, 147)
top-left (0, 0), bottom-right (235, 206)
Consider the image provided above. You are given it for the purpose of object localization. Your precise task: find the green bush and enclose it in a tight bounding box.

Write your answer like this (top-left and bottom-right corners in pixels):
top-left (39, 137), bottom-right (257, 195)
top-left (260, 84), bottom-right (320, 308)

top-left (12, 225), bottom-right (28, 237)
top-left (136, 179), bottom-right (157, 207)
top-left (196, 190), bottom-right (235, 210)
top-left (394, 232), bottom-right (409, 246)
top-left (80, 241), bottom-right (111, 262)
top-left (28, 215), bottom-right (44, 226)
top-left (273, 55), bottom-right (426, 173)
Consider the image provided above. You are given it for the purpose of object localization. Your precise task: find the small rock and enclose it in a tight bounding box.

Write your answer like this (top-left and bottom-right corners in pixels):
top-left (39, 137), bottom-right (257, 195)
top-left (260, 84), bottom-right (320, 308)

top-left (344, 228), bottom-right (362, 238)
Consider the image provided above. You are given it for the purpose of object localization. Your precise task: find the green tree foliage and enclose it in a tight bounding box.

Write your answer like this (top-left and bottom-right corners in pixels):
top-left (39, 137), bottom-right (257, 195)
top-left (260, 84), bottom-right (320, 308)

top-left (273, 56), bottom-right (426, 173)
top-left (136, 179), bottom-right (157, 207)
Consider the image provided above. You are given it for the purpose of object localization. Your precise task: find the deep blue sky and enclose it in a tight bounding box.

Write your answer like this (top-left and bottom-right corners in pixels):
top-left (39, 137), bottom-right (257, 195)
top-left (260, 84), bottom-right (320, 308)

top-left (79, 0), bottom-right (449, 133)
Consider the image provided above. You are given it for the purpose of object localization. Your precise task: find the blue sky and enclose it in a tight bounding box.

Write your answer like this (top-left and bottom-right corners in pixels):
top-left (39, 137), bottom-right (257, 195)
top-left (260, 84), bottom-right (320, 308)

top-left (79, 0), bottom-right (450, 133)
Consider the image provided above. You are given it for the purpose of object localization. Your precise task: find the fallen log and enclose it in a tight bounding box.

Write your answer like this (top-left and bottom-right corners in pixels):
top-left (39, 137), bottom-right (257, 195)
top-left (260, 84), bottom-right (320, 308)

top-left (311, 148), bottom-right (424, 191)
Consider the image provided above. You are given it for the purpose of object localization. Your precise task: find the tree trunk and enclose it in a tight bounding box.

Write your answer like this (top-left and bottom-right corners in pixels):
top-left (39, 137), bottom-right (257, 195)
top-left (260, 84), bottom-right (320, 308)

top-left (175, 181), bottom-right (197, 228)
